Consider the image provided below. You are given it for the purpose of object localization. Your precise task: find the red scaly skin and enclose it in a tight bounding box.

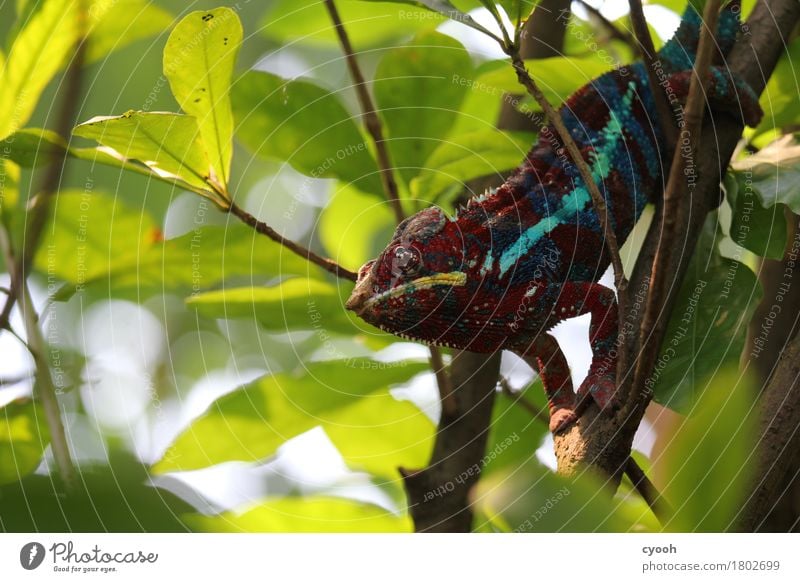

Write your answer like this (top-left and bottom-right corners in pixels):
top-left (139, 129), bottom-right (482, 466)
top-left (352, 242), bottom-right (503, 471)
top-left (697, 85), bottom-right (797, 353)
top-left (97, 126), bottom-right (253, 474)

top-left (346, 3), bottom-right (763, 433)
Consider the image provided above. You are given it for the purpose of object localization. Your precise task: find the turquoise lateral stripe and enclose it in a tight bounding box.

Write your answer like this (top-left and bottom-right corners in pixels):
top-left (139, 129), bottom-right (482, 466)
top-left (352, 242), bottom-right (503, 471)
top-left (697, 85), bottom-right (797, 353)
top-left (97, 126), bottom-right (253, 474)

top-left (496, 83), bottom-right (636, 278)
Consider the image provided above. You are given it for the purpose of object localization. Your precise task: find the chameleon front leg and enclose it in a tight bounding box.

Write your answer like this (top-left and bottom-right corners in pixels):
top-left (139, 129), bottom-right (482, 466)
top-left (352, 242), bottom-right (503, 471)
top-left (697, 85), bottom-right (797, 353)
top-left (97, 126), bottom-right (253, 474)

top-left (549, 282), bottom-right (620, 412)
top-left (520, 334), bottom-right (578, 434)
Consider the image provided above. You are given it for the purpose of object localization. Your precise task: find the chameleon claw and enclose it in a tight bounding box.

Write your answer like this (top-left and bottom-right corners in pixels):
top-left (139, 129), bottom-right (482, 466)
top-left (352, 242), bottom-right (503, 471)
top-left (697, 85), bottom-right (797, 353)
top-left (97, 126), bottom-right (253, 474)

top-left (549, 407), bottom-right (578, 434)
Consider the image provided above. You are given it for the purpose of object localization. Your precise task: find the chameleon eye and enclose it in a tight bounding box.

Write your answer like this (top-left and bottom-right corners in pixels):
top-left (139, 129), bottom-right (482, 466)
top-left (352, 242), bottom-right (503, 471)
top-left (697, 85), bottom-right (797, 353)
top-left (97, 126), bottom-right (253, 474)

top-left (392, 245), bottom-right (421, 275)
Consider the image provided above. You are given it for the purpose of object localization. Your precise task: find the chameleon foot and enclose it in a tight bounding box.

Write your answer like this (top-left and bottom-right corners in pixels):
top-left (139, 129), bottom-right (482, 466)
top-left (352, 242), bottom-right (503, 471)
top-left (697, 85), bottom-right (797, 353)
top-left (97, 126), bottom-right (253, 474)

top-left (549, 407), bottom-right (578, 434)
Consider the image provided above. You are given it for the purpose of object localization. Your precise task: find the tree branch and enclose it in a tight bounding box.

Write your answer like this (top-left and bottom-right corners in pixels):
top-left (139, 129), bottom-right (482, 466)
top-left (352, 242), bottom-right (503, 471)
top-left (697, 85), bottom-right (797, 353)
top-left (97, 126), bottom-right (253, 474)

top-left (323, 0), bottom-right (404, 225)
top-left (228, 202), bottom-right (357, 281)
top-left (631, 0), bottom-right (720, 401)
top-left (577, 0), bottom-right (636, 48)
top-left (551, 0), bottom-right (800, 485)
top-left (737, 332), bottom-right (800, 531)
top-left (628, 0), bottom-right (678, 151)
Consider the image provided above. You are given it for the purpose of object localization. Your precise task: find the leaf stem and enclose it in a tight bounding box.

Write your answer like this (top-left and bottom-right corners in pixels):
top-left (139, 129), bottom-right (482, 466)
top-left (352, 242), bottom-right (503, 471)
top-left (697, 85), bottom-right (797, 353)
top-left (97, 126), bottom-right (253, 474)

top-left (227, 202), bottom-right (357, 281)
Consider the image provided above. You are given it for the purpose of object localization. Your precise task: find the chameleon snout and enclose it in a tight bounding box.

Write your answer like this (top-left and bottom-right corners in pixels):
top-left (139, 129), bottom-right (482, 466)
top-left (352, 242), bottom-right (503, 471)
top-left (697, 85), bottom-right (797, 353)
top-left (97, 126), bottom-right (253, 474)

top-left (345, 260), bottom-right (376, 314)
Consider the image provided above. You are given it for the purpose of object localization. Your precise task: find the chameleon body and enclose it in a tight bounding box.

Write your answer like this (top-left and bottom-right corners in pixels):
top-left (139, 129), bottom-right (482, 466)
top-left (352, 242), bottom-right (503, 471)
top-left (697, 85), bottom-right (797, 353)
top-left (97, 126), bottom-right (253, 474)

top-left (346, 3), bottom-right (763, 433)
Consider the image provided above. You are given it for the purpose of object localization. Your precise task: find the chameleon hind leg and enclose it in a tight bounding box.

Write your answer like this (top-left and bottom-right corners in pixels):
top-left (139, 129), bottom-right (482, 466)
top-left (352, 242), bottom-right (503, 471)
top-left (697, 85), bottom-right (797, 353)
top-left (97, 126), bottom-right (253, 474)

top-left (548, 282), bottom-right (620, 413)
top-left (520, 334), bottom-right (577, 434)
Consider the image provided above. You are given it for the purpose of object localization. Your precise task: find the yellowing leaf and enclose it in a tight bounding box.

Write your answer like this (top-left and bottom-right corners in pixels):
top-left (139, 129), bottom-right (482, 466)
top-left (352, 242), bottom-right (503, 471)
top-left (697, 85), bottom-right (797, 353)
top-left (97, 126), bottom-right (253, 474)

top-left (164, 8), bottom-right (242, 187)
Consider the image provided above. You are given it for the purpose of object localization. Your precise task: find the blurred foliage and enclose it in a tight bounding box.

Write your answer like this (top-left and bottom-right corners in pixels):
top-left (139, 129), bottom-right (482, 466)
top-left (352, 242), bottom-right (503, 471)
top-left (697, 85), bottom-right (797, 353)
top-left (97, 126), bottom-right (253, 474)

top-left (0, 0), bottom-right (795, 533)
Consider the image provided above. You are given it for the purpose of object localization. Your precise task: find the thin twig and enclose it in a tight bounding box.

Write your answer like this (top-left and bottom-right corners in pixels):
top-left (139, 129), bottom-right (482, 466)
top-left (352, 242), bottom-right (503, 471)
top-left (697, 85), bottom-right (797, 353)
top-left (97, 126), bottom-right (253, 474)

top-left (628, 0), bottom-right (678, 151)
top-left (503, 44), bottom-right (629, 293)
top-left (625, 456), bottom-right (672, 525)
top-left (0, 5), bottom-right (88, 332)
top-left (323, 0), bottom-right (451, 409)
top-left (632, 0), bottom-right (721, 400)
top-left (0, 374), bottom-right (31, 387)
top-left (576, 0), bottom-right (637, 48)
top-left (499, 376), bottom-right (549, 424)
top-left (323, 0), bottom-right (404, 225)
top-left (228, 202), bottom-right (357, 281)
top-left (0, 226), bottom-right (76, 490)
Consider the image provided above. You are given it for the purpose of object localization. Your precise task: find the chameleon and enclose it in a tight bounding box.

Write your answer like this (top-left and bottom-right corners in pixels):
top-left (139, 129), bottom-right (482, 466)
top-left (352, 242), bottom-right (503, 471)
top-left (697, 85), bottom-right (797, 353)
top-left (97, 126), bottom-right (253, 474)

top-left (345, 1), bottom-right (763, 433)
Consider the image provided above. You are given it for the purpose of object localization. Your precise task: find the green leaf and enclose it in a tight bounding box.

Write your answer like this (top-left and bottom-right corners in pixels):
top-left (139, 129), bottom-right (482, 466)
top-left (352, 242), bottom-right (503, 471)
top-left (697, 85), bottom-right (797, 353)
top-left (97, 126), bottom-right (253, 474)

top-left (73, 111), bottom-right (213, 192)
top-left (724, 172), bottom-right (787, 259)
top-left (187, 278), bottom-right (372, 337)
top-left (374, 30), bottom-right (474, 185)
top-left (154, 359), bottom-right (431, 478)
top-left (755, 36), bottom-right (800, 135)
top-left (0, 0), bottom-right (80, 140)
top-left (0, 400), bottom-right (49, 486)
top-left (86, 0), bottom-right (174, 63)
top-left (231, 71), bottom-right (381, 196)
top-left (262, 0), bottom-right (444, 48)
top-left (662, 367), bottom-right (757, 531)
top-left (411, 129), bottom-right (531, 201)
top-left (53, 225), bottom-right (313, 301)
top-left (187, 497), bottom-right (412, 532)
top-left (482, 384), bottom-right (548, 478)
top-left (473, 458), bottom-right (641, 532)
top-left (476, 54), bottom-right (616, 108)
top-left (731, 135), bottom-right (800, 214)
top-left (319, 183), bottom-right (395, 272)
top-left (0, 128), bottom-right (68, 167)
top-left (164, 8), bottom-right (242, 188)
top-left (33, 189), bottom-right (159, 285)
top-left (0, 453), bottom-right (193, 532)
top-left (651, 215), bottom-right (762, 412)
top-left (0, 158), bottom-right (21, 224)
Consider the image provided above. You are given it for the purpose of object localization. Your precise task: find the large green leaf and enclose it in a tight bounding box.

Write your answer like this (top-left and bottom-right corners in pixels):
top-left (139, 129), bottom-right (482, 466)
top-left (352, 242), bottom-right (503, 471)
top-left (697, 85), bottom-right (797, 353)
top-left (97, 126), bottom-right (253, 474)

top-left (651, 216), bottom-right (762, 412)
top-left (73, 111), bottom-right (213, 191)
top-left (0, 454), bottom-right (193, 532)
top-left (164, 8), bottom-right (242, 187)
top-left (231, 71), bottom-right (381, 195)
top-left (724, 172), bottom-right (787, 260)
top-left (319, 183), bottom-right (395, 272)
top-left (0, 0), bottom-right (79, 140)
top-left (187, 497), bottom-right (411, 532)
top-left (755, 39), bottom-right (800, 135)
top-left (473, 458), bottom-right (645, 532)
top-left (53, 224), bottom-right (314, 301)
top-left (154, 359), bottom-right (432, 478)
top-left (33, 190), bottom-right (158, 284)
top-left (374, 30), bottom-right (474, 185)
top-left (662, 367), bottom-right (757, 531)
top-left (187, 278), bottom-right (365, 335)
top-left (731, 135), bottom-right (800, 214)
top-left (261, 0), bottom-right (444, 48)
top-left (86, 0), bottom-right (174, 63)
top-left (0, 400), bottom-right (49, 486)
top-left (410, 130), bottom-right (531, 202)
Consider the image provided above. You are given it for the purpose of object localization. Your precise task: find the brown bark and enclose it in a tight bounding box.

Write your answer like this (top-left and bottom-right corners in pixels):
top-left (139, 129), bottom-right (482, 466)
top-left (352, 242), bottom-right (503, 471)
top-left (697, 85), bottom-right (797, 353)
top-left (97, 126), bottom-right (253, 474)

top-left (552, 0), bottom-right (800, 485)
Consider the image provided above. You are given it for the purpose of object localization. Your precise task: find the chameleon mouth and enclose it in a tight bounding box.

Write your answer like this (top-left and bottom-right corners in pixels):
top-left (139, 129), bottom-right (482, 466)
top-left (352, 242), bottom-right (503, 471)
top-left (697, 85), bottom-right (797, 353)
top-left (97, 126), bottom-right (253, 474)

top-left (362, 271), bottom-right (467, 309)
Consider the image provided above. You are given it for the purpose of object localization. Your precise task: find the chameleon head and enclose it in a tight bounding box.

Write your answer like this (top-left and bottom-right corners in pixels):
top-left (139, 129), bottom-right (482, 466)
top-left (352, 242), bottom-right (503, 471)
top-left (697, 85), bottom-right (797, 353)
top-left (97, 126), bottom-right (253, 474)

top-left (345, 206), bottom-right (507, 351)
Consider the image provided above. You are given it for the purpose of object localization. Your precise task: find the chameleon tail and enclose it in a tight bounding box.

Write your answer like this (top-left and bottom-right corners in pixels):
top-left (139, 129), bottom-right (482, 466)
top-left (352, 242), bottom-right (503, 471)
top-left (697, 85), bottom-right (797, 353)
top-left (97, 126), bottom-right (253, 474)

top-left (657, 0), bottom-right (743, 74)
